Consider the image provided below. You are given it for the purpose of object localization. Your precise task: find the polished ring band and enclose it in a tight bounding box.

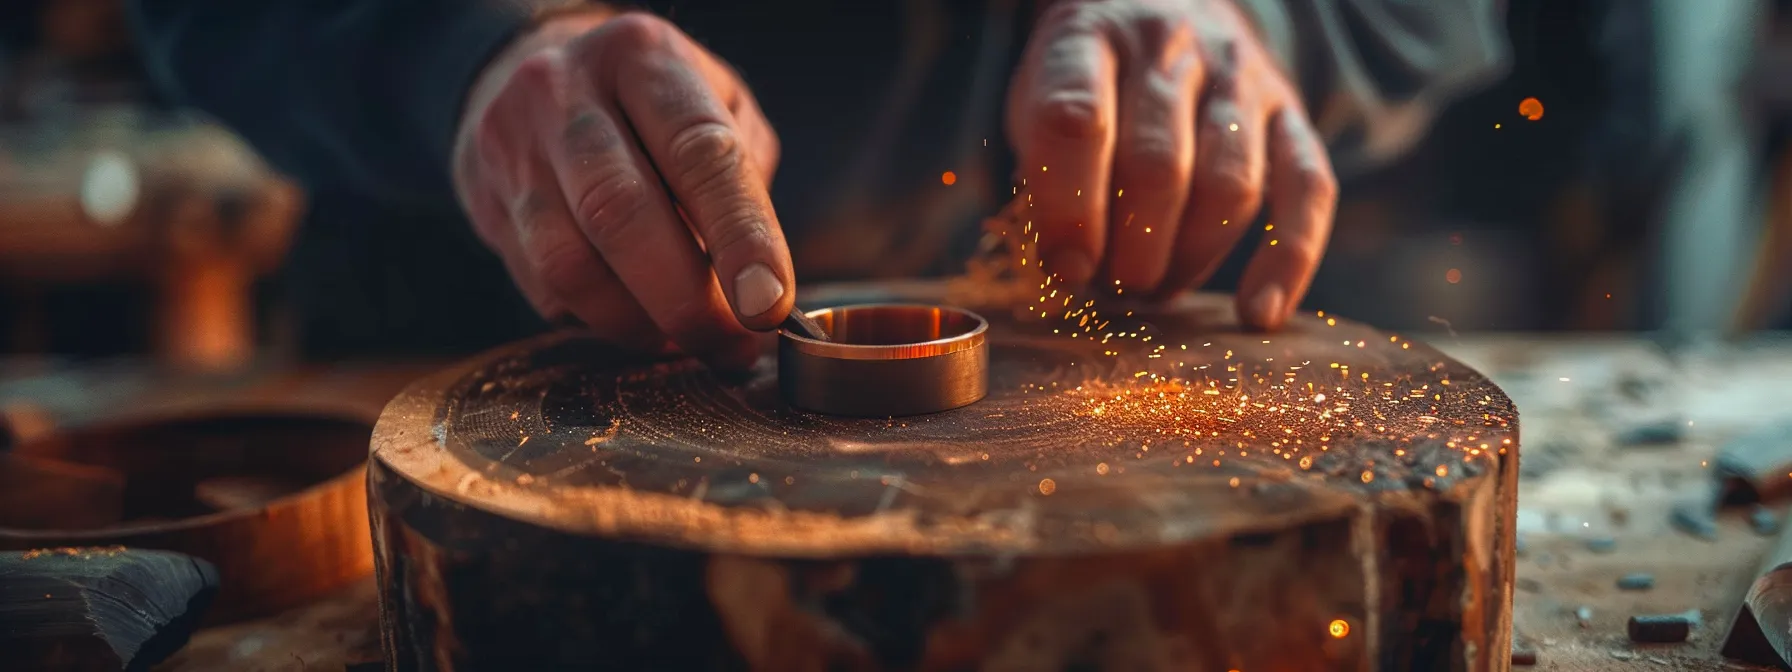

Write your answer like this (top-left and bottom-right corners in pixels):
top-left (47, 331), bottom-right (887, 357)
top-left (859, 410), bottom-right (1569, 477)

top-left (778, 304), bottom-right (989, 416)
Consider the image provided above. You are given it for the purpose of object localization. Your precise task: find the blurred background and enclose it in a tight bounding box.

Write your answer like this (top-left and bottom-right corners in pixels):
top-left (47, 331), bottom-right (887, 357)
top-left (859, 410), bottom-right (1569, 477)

top-left (4, 0), bottom-right (1792, 371)
top-left (7, 5), bottom-right (1792, 668)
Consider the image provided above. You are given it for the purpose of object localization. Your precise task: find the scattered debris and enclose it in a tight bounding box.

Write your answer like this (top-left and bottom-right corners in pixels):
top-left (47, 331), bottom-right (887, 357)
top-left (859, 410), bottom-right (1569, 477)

top-left (1752, 506), bottom-right (1780, 536)
top-left (1511, 647), bottom-right (1538, 666)
top-left (1628, 610), bottom-right (1700, 643)
top-left (1716, 423), bottom-right (1792, 502)
top-left (1615, 374), bottom-right (1661, 402)
top-left (1586, 536), bottom-right (1618, 553)
top-left (1576, 606), bottom-right (1595, 629)
top-left (1614, 419), bottom-right (1683, 446)
top-left (1609, 649), bottom-right (1637, 661)
top-left (1520, 441), bottom-right (1570, 478)
top-left (1671, 503), bottom-right (1720, 540)
top-left (1616, 573), bottom-right (1656, 591)
top-left (1516, 578), bottom-right (1543, 593)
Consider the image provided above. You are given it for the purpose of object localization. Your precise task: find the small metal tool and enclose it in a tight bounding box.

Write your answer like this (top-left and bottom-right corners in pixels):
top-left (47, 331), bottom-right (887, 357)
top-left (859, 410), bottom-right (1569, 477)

top-left (778, 304), bottom-right (989, 416)
top-left (779, 309), bottom-right (832, 342)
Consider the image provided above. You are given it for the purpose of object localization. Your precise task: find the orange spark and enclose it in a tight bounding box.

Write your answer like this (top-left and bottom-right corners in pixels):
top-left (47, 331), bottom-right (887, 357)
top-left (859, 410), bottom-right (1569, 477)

top-left (1519, 97), bottom-right (1544, 121)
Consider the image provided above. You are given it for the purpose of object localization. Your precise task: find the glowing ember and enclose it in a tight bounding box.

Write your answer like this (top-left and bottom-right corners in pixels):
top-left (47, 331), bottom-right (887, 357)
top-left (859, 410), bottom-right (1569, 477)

top-left (941, 171), bottom-right (957, 186)
top-left (1519, 97), bottom-right (1544, 121)
top-left (1330, 619), bottom-right (1351, 638)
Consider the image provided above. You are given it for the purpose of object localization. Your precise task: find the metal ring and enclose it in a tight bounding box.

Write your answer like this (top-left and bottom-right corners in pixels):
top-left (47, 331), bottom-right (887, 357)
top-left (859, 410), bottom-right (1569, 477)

top-left (778, 304), bottom-right (989, 416)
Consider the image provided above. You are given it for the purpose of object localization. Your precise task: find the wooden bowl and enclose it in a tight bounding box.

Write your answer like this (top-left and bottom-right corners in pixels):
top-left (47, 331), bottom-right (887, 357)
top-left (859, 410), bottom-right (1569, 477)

top-left (0, 409), bottom-right (374, 623)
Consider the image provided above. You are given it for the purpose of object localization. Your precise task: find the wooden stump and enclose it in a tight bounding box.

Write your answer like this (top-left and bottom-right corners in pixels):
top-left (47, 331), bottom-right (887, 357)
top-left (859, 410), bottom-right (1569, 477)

top-left (370, 284), bottom-right (1521, 671)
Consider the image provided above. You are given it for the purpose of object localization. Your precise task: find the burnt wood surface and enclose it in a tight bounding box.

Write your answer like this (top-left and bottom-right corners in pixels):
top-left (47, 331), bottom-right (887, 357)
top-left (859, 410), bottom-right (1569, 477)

top-left (370, 282), bottom-right (1522, 671)
top-left (0, 547), bottom-right (219, 671)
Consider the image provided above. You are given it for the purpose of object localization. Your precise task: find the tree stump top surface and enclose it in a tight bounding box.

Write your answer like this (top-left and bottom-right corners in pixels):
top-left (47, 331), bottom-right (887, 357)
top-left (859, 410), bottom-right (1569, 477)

top-left (372, 283), bottom-right (1518, 557)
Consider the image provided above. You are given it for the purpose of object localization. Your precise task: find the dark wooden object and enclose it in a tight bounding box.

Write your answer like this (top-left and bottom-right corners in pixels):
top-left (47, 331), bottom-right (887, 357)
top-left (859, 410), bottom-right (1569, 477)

top-left (0, 547), bottom-right (219, 670)
top-left (0, 411), bottom-right (375, 622)
top-left (370, 283), bottom-right (1522, 671)
top-left (1723, 502), bottom-right (1792, 666)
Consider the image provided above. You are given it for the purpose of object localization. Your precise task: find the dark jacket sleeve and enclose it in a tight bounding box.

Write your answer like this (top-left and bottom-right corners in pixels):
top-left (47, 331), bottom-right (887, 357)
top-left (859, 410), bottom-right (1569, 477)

top-left (1232, 0), bottom-right (1510, 177)
top-left (124, 1), bottom-right (566, 212)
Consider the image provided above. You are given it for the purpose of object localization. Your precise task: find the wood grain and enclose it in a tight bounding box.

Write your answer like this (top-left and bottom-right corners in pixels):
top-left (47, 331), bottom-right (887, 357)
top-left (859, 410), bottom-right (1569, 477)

top-left (0, 547), bottom-right (219, 670)
top-left (371, 282), bottom-right (1522, 671)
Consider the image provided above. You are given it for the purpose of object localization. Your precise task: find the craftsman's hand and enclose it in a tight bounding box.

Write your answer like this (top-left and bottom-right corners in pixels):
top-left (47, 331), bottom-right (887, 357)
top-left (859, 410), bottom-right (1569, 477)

top-left (453, 11), bottom-right (791, 369)
top-left (1008, 0), bottom-right (1337, 329)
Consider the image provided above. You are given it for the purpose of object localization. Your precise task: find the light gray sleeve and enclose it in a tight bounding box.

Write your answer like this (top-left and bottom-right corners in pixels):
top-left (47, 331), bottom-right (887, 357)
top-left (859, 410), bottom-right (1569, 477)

top-left (1230, 0), bottom-right (1510, 177)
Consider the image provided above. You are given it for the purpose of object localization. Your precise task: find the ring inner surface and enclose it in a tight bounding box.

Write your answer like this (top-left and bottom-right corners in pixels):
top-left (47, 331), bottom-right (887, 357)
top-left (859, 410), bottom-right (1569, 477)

top-left (813, 305), bottom-right (981, 346)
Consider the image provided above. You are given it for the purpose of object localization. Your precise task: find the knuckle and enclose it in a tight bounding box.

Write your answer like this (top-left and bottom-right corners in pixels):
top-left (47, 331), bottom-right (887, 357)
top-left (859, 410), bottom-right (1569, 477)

top-left (1279, 237), bottom-right (1325, 268)
top-left (528, 239), bottom-right (594, 298)
top-left (1295, 164), bottom-right (1339, 204)
top-left (1115, 145), bottom-right (1186, 191)
top-left (668, 122), bottom-right (745, 189)
top-left (584, 12), bottom-right (674, 54)
top-left (1029, 95), bottom-right (1107, 142)
top-left (509, 53), bottom-right (558, 93)
top-left (1197, 169), bottom-right (1262, 211)
top-left (1039, 1), bottom-right (1107, 32)
top-left (573, 173), bottom-right (654, 248)
top-left (704, 207), bottom-right (773, 256)
top-left (562, 111), bottom-right (622, 160)
top-left (506, 190), bottom-right (550, 225)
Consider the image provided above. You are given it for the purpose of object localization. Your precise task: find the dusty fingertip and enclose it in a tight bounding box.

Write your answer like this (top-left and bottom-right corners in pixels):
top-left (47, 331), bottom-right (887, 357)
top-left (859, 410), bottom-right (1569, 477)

top-left (1242, 284), bottom-right (1286, 331)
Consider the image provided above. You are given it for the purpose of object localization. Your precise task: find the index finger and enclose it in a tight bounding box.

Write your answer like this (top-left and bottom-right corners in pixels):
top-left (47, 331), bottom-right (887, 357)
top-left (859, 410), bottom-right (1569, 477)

top-left (1006, 5), bottom-right (1119, 288)
top-left (1236, 109), bottom-right (1336, 330)
top-left (607, 22), bottom-right (795, 330)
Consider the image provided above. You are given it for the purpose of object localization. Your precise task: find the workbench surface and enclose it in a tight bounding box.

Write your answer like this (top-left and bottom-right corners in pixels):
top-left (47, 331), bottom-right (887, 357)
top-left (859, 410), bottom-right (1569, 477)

top-left (7, 334), bottom-right (1788, 671)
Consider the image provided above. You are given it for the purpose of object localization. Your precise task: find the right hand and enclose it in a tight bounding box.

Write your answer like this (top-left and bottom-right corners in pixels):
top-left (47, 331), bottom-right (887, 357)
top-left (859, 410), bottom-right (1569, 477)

top-left (452, 11), bottom-right (791, 370)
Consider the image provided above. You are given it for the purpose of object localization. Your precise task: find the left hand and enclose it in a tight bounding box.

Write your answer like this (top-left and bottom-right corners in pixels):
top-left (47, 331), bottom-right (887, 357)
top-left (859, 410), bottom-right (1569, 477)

top-left (1006, 0), bottom-right (1337, 330)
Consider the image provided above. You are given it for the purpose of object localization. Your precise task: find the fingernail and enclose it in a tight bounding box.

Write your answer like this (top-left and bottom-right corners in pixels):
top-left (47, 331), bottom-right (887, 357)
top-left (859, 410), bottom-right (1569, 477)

top-left (1248, 284), bottom-right (1286, 327)
top-left (1044, 249), bottom-right (1095, 288)
top-left (733, 263), bottom-right (785, 318)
